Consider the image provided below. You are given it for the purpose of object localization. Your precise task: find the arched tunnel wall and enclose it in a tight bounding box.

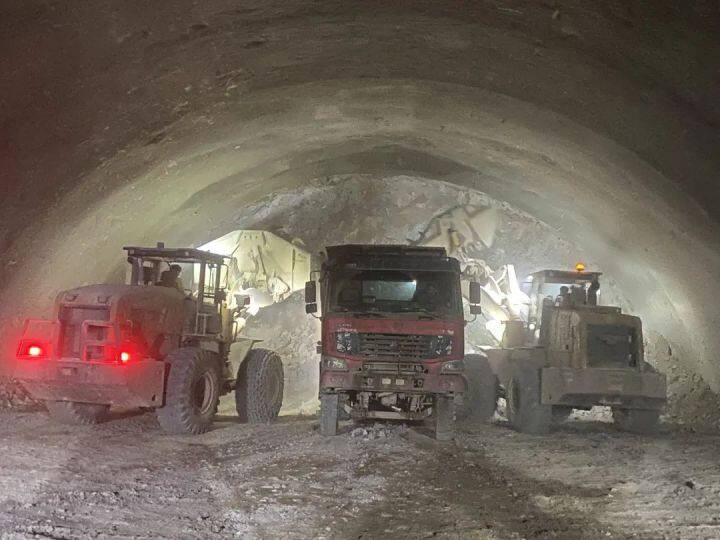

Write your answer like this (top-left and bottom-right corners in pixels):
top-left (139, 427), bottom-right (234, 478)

top-left (1, 2), bottom-right (719, 423)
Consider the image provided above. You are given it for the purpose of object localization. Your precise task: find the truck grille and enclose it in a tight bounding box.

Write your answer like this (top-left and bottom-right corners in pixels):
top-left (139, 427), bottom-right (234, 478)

top-left (362, 362), bottom-right (427, 374)
top-left (357, 333), bottom-right (433, 360)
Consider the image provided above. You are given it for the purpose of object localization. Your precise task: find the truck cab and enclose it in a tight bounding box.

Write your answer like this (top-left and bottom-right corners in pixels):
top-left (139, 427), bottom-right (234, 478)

top-left (306, 245), bottom-right (478, 440)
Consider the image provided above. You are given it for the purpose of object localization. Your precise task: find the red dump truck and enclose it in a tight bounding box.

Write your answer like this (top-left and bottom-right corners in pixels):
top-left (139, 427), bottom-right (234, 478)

top-left (305, 244), bottom-right (494, 440)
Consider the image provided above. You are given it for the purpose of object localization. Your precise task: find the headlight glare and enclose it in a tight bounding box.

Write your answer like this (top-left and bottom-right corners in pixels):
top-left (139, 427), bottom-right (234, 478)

top-left (440, 359), bottom-right (464, 373)
top-left (433, 335), bottom-right (454, 357)
top-left (335, 332), bottom-right (357, 354)
top-left (322, 356), bottom-right (348, 371)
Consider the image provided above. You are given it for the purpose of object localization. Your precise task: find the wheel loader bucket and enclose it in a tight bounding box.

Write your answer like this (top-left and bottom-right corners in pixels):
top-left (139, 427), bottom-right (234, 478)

top-left (199, 230), bottom-right (312, 309)
top-left (413, 204), bottom-right (500, 255)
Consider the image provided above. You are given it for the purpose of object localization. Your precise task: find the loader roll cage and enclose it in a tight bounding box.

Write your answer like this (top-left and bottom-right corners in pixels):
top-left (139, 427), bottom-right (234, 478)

top-left (124, 245), bottom-right (231, 338)
top-left (526, 270), bottom-right (603, 324)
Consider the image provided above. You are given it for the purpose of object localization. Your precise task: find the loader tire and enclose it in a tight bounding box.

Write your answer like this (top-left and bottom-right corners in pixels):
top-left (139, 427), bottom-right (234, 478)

top-left (612, 408), bottom-right (660, 435)
top-left (458, 354), bottom-right (498, 422)
top-left (506, 367), bottom-right (551, 435)
top-left (320, 393), bottom-right (339, 436)
top-left (236, 348), bottom-right (284, 423)
top-left (434, 394), bottom-right (456, 441)
top-left (45, 401), bottom-right (109, 425)
top-left (156, 348), bottom-right (221, 435)
top-left (552, 406), bottom-right (574, 424)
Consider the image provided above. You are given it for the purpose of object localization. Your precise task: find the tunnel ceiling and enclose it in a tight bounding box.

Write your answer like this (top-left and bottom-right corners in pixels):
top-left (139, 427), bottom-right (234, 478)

top-left (1, 1), bottom-right (720, 394)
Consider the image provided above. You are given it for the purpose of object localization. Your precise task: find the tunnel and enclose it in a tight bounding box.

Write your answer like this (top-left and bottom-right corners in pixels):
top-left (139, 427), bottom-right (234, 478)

top-left (1, 1), bottom-right (720, 537)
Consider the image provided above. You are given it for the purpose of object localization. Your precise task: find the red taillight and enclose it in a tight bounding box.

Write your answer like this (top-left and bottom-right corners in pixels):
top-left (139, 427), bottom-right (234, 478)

top-left (17, 341), bottom-right (49, 360)
top-left (119, 351), bottom-right (131, 364)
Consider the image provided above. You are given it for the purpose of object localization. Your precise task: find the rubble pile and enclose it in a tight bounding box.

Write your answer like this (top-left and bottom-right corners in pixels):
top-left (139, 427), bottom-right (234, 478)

top-left (646, 331), bottom-right (720, 432)
top-left (0, 379), bottom-right (40, 411)
top-left (350, 422), bottom-right (408, 441)
top-left (243, 292), bottom-right (321, 415)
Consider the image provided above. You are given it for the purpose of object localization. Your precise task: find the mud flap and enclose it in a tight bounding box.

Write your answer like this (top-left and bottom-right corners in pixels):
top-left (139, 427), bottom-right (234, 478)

top-left (320, 394), bottom-right (339, 436)
top-left (434, 394), bottom-right (455, 441)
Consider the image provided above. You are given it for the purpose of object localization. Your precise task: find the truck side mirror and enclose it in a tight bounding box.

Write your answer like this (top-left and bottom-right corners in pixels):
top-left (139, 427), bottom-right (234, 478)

top-left (234, 294), bottom-right (251, 308)
top-left (469, 281), bottom-right (482, 315)
top-left (305, 281), bottom-right (318, 314)
top-left (469, 281), bottom-right (482, 304)
top-left (305, 281), bottom-right (317, 303)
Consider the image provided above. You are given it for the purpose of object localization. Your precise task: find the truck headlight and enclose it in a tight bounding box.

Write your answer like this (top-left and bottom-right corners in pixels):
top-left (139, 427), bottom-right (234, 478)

top-left (322, 357), bottom-right (348, 371)
top-left (335, 332), bottom-right (358, 354)
top-left (440, 359), bottom-right (464, 373)
top-left (433, 335), bottom-right (454, 357)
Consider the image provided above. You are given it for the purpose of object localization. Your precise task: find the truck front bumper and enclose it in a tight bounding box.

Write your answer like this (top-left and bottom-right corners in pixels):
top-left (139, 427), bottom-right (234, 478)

top-left (320, 368), bottom-right (466, 395)
top-left (540, 367), bottom-right (667, 409)
top-left (15, 359), bottom-right (165, 408)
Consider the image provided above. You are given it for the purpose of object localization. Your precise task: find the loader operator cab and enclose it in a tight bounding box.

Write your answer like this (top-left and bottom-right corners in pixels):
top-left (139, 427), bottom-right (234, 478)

top-left (525, 268), bottom-right (604, 345)
top-left (124, 244), bottom-right (232, 339)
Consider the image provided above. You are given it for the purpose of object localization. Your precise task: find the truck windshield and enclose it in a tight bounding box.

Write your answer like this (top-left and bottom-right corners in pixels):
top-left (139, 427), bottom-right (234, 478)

top-left (327, 269), bottom-right (460, 316)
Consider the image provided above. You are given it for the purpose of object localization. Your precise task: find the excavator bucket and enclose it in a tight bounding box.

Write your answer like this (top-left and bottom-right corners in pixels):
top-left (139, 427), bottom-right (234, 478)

top-left (199, 230), bottom-right (312, 311)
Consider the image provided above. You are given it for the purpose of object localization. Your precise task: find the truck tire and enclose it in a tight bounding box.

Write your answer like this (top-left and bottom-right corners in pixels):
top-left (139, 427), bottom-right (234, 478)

top-left (458, 353), bottom-right (498, 422)
top-left (506, 367), bottom-right (551, 435)
top-left (235, 348), bottom-right (284, 423)
top-left (612, 408), bottom-right (660, 435)
top-left (320, 393), bottom-right (339, 436)
top-left (434, 394), bottom-right (456, 441)
top-left (156, 348), bottom-right (221, 435)
top-left (552, 406), bottom-right (574, 424)
top-left (337, 400), bottom-right (351, 421)
top-left (45, 401), bottom-right (109, 425)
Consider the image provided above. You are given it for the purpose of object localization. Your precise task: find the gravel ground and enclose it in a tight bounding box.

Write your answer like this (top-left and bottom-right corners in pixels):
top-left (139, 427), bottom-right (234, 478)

top-left (0, 411), bottom-right (718, 539)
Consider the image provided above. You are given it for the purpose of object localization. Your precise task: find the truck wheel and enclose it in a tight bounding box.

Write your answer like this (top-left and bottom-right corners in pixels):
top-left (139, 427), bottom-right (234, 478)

top-left (434, 394), bottom-right (456, 441)
top-left (45, 401), bottom-right (109, 425)
top-left (552, 406), bottom-right (573, 424)
top-left (235, 348), bottom-right (284, 423)
top-left (156, 348), bottom-right (221, 435)
top-left (320, 394), bottom-right (339, 436)
top-left (337, 400), bottom-right (351, 421)
top-left (612, 408), bottom-right (660, 435)
top-left (458, 354), bottom-right (498, 422)
top-left (506, 367), bottom-right (551, 435)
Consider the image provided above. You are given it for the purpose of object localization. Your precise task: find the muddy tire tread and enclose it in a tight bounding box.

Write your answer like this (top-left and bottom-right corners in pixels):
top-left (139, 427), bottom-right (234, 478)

top-left (458, 353), bottom-right (498, 422)
top-left (320, 393), bottom-right (339, 436)
top-left (45, 401), bottom-right (109, 425)
top-left (434, 394), bottom-right (455, 441)
top-left (235, 348), bottom-right (284, 423)
top-left (156, 347), bottom-right (220, 435)
top-left (612, 408), bottom-right (660, 435)
top-left (506, 366), bottom-right (551, 435)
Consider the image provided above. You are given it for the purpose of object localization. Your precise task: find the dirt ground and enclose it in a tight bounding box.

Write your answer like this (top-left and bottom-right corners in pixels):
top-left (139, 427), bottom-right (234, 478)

top-left (1, 410), bottom-right (718, 539)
